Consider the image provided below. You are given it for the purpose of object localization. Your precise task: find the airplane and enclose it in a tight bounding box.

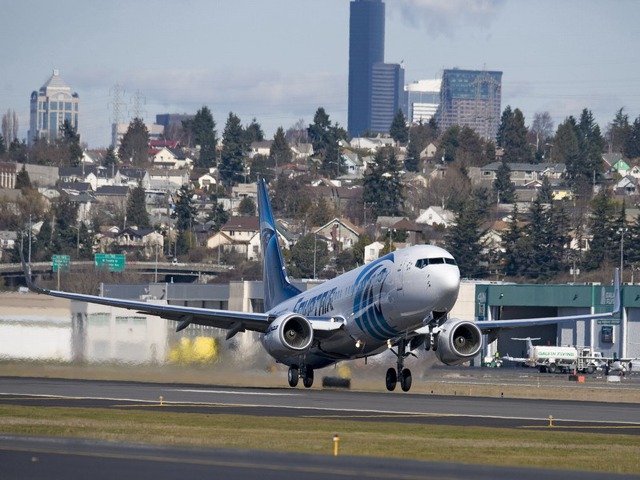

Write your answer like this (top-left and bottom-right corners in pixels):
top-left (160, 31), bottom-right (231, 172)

top-left (21, 179), bottom-right (621, 392)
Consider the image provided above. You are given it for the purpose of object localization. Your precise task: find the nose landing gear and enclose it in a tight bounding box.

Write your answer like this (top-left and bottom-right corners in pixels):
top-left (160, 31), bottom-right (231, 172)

top-left (288, 364), bottom-right (314, 388)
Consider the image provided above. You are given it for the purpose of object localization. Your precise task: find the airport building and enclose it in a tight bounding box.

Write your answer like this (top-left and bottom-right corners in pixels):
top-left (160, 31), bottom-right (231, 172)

top-left (436, 69), bottom-right (502, 142)
top-left (28, 70), bottom-right (80, 146)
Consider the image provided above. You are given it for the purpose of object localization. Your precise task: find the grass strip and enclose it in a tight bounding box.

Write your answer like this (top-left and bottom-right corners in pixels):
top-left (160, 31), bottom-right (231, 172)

top-left (1, 405), bottom-right (639, 474)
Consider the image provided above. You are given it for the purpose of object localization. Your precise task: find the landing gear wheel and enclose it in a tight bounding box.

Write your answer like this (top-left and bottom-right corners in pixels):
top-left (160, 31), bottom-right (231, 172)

top-left (400, 368), bottom-right (412, 392)
top-left (385, 367), bottom-right (397, 391)
top-left (288, 366), bottom-right (299, 387)
top-left (302, 367), bottom-right (314, 388)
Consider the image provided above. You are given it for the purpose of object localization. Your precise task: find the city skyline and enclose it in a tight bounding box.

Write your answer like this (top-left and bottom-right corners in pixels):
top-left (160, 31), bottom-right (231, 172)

top-left (2, 0), bottom-right (639, 149)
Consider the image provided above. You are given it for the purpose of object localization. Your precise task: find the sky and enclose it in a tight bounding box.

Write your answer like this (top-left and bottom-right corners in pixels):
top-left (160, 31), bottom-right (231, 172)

top-left (2, 0), bottom-right (639, 149)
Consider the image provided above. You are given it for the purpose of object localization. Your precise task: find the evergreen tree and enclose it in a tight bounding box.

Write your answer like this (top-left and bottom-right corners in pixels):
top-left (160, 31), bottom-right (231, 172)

top-left (496, 106), bottom-right (512, 149)
top-left (624, 115), bottom-right (640, 159)
top-left (607, 108), bottom-right (630, 154)
top-left (126, 183), bottom-right (150, 229)
top-left (172, 184), bottom-right (197, 254)
top-left (437, 125), bottom-right (460, 163)
top-left (103, 145), bottom-right (118, 171)
top-left (553, 117), bottom-right (581, 185)
top-left (307, 108), bottom-right (347, 178)
top-left (206, 191), bottom-right (229, 232)
top-left (187, 106), bottom-right (217, 168)
top-left (576, 108), bottom-right (605, 186)
top-left (537, 176), bottom-right (554, 204)
top-left (389, 109), bottom-right (409, 144)
top-left (289, 233), bottom-right (329, 279)
top-left (584, 190), bottom-right (616, 271)
top-left (50, 194), bottom-right (80, 257)
top-left (15, 164), bottom-right (31, 190)
top-left (307, 197), bottom-right (333, 227)
top-left (60, 119), bottom-right (83, 166)
top-left (270, 127), bottom-right (292, 165)
top-left (502, 203), bottom-right (523, 276)
top-left (499, 107), bottom-right (533, 163)
top-left (244, 118), bottom-right (264, 143)
top-left (522, 199), bottom-right (569, 279)
top-left (238, 196), bottom-right (256, 216)
top-left (0, 133), bottom-right (5, 155)
top-left (445, 198), bottom-right (485, 278)
top-left (220, 112), bottom-right (249, 186)
top-left (493, 160), bottom-right (516, 203)
top-left (118, 117), bottom-right (149, 166)
top-left (363, 147), bottom-right (404, 217)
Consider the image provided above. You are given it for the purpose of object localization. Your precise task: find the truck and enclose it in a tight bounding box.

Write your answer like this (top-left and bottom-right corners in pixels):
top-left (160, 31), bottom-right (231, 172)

top-left (530, 345), bottom-right (604, 374)
top-left (505, 338), bottom-right (604, 374)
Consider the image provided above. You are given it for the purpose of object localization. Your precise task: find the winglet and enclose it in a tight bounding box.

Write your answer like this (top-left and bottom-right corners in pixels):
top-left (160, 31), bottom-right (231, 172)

top-left (19, 245), bottom-right (50, 295)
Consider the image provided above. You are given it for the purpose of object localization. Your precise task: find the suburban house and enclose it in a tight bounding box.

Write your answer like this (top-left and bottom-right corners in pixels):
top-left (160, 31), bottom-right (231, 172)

top-left (148, 169), bottom-right (189, 192)
top-left (115, 227), bottom-right (163, 258)
top-left (151, 147), bottom-right (193, 169)
top-left (116, 168), bottom-right (150, 189)
top-left (415, 206), bottom-right (454, 228)
top-left (206, 216), bottom-right (261, 261)
top-left (364, 241), bottom-right (385, 264)
top-left (479, 162), bottom-right (566, 187)
top-left (312, 218), bottom-right (361, 253)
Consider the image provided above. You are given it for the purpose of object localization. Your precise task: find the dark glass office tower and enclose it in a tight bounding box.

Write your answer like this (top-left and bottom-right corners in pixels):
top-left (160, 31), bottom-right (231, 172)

top-left (348, 0), bottom-right (385, 138)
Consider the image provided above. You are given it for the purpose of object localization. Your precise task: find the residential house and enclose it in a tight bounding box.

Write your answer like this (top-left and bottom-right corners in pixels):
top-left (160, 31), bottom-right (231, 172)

top-left (615, 175), bottom-right (638, 195)
top-left (290, 143), bottom-right (314, 161)
top-left (364, 241), bottom-right (385, 264)
top-left (95, 185), bottom-right (130, 210)
top-left (479, 162), bottom-right (566, 187)
top-left (312, 218), bottom-right (361, 253)
top-left (116, 168), bottom-right (150, 189)
top-left (206, 216), bottom-right (261, 261)
top-left (340, 150), bottom-right (365, 178)
top-left (349, 136), bottom-right (394, 152)
top-left (415, 206), bottom-right (453, 228)
top-left (249, 141), bottom-right (272, 158)
top-left (115, 227), bottom-right (164, 258)
top-left (151, 147), bottom-right (193, 169)
top-left (148, 169), bottom-right (190, 192)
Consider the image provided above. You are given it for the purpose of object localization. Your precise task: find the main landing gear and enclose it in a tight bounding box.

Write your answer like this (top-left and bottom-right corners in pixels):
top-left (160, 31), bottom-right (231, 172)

top-left (288, 364), bottom-right (314, 388)
top-left (385, 338), bottom-right (414, 392)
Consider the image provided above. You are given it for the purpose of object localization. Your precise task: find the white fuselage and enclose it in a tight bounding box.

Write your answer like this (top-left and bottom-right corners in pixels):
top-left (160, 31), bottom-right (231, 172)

top-left (267, 245), bottom-right (460, 368)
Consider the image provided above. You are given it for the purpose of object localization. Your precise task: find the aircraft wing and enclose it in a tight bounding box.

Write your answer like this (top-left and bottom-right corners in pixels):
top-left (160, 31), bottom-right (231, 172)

top-left (476, 268), bottom-right (620, 331)
top-left (22, 257), bottom-right (269, 336)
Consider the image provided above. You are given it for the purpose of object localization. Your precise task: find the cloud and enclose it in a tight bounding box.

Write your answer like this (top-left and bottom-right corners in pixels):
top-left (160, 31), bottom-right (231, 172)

top-left (390, 0), bottom-right (506, 38)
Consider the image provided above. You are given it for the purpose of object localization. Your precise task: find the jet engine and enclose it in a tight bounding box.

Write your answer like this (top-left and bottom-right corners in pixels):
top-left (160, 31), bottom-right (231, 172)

top-left (433, 318), bottom-right (482, 365)
top-left (261, 313), bottom-right (313, 358)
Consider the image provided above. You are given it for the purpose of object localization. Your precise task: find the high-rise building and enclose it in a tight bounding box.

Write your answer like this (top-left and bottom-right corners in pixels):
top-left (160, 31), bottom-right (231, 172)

top-left (370, 62), bottom-right (405, 134)
top-left (29, 70), bottom-right (79, 146)
top-left (348, 0), bottom-right (385, 137)
top-left (406, 79), bottom-right (441, 124)
top-left (437, 69), bottom-right (502, 142)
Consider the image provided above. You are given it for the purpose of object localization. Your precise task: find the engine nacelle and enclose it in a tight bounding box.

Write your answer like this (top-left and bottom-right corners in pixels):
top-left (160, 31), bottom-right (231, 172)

top-left (261, 313), bottom-right (313, 359)
top-left (433, 318), bottom-right (483, 366)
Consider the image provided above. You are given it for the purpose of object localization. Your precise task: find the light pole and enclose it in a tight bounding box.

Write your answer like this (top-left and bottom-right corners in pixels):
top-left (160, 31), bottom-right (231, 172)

top-left (619, 227), bottom-right (627, 282)
top-left (313, 233), bottom-right (317, 280)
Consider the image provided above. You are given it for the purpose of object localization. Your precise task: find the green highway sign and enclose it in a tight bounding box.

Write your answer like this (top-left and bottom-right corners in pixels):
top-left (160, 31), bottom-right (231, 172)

top-left (597, 319), bottom-right (621, 325)
top-left (94, 253), bottom-right (126, 272)
top-left (52, 255), bottom-right (70, 272)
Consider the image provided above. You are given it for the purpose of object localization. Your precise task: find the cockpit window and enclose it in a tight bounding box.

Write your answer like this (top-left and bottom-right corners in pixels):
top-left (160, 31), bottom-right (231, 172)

top-left (415, 257), bottom-right (457, 268)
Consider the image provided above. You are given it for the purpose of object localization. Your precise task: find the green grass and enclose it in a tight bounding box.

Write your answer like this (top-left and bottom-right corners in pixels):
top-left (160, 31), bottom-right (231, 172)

top-left (1, 405), bottom-right (639, 474)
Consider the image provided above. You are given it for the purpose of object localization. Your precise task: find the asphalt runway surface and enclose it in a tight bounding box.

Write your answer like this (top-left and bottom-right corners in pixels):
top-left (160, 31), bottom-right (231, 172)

top-left (1, 376), bottom-right (640, 480)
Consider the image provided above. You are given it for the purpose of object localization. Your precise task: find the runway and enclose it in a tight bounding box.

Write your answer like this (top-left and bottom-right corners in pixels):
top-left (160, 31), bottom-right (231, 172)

top-left (1, 376), bottom-right (640, 431)
top-left (1, 376), bottom-right (640, 480)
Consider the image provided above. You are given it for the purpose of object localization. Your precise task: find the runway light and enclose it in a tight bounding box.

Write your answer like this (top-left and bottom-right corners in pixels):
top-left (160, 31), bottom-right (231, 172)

top-left (159, 395), bottom-right (164, 406)
top-left (333, 434), bottom-right (340, 456)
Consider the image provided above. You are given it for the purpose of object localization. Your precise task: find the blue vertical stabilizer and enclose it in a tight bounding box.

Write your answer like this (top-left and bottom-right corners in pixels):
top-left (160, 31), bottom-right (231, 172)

top-left (258, 179), bottom-right (301, 311)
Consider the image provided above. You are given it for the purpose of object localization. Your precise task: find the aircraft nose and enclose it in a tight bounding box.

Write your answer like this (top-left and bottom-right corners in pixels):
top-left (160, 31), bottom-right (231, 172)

top-left (431, 265), bottom-right (460, 311)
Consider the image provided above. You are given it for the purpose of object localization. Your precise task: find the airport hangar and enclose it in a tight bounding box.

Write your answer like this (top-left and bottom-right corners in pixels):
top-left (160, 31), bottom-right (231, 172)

top-left (93, 279), bottom-right (640, 364)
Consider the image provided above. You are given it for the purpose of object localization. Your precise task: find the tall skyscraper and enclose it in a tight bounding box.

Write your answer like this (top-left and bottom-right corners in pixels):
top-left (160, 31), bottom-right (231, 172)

top-left (437, 69), bottom-right (502, 142)
top-left (29, 70), bottom-right (79, 146)
top-left (348, 0), bottom-right (385, 137)
top-left (370, 62), bottom-right (405, 134)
